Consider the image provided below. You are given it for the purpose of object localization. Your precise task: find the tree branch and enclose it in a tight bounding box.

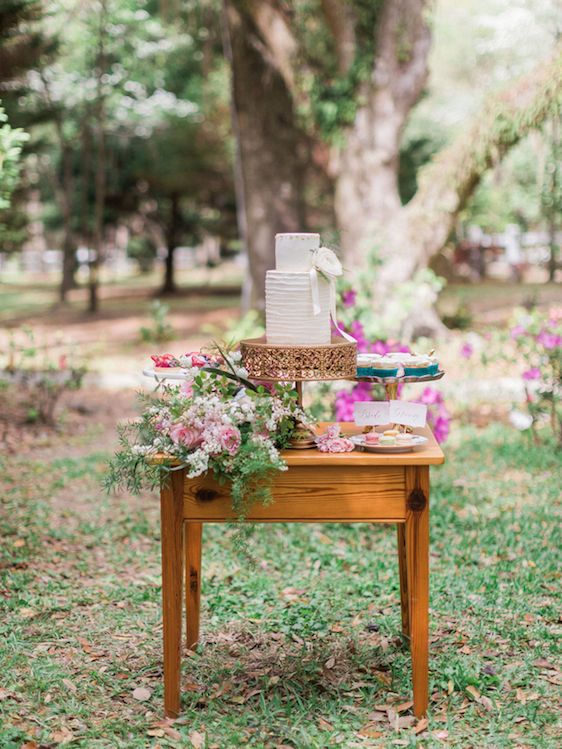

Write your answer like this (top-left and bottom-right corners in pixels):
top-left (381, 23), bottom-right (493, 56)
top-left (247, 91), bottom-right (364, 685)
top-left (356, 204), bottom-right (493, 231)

top-left (320, 0), bottom-right (356, 75)
top-left (406, 46), bottom-right (562, 264)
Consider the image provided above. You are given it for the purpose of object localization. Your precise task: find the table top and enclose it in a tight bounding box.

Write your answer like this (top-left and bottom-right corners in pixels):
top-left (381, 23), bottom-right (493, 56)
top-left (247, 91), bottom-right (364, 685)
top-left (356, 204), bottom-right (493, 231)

top-left (151, 424), bottom-right (444, 468)
top-left (283, 424), bottom-right (444, 466)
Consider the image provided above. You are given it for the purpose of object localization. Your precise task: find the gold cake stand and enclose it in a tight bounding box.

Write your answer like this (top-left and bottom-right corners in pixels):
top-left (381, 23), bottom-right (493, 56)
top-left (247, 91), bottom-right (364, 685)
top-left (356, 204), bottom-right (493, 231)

top-left (240, 336), bottom-right (357, 404)
top-left (240, 336), bottom-right (357, 446)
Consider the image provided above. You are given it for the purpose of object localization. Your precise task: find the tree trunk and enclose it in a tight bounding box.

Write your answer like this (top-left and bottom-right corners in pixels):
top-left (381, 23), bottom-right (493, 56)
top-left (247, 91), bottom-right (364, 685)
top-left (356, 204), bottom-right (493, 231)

top-left (49, 129), bottom-right (76, 303)
top-left (224, 0), bottom-right (307, 310)
top-left (161, 192), bottom-right (179, 294)
top-left (334, 0), bottom-right (431, 265)
top-left (548, 219), bottom-right (558, 282)
top-left (89, 0), bottom-right (107, 315)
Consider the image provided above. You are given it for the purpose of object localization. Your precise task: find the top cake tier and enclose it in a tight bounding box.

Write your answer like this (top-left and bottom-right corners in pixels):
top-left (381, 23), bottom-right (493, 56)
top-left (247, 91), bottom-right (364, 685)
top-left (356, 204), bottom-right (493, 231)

top-left (275, 233), bottom-right (320, 272)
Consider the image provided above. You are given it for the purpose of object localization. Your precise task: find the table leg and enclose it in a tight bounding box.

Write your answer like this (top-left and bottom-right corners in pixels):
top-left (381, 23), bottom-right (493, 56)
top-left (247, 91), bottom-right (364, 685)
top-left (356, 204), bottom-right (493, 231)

top-left (185, 522), bottom-right (202, 649)
top-left (405, 466), bottom-right (430, 719)
top-left (396, 524), bottom-right (410, 638)
top-left (160, 471), bottom-right (185, 718)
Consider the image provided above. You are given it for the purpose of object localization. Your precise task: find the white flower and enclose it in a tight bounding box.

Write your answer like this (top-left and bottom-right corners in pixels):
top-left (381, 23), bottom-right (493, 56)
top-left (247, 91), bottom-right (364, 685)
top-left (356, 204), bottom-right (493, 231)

top-left (313, 246), bottom-right (342, 278)
top-left (178, 355), bottom-right (193, 368)
top-left (509, 410), bottom-right (533, 431)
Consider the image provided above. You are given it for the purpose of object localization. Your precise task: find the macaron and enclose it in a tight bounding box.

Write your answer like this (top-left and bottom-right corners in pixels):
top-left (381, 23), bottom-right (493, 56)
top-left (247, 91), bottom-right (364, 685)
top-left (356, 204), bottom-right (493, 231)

top-left (365, 432), bottom-right (380, 444)
top-left (379, 435), bottom-right (396, 446)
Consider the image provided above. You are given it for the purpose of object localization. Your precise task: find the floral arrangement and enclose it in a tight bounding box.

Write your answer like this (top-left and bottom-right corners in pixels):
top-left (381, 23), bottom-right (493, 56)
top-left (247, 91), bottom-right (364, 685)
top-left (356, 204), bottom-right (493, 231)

top-left (106, 349), bottom-right (309, 519)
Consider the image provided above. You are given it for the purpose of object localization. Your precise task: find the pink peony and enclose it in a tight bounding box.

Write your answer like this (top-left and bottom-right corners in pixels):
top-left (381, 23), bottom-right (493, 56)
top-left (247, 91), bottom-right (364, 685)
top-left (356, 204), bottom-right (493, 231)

top-left (522, 367), bottom-right (541, 381)
top-left (317, 436), bottom-right (355, 453)
top-left (169, 422), bottom-right (203, 449)
top-left (219, 425), bottom-right (241, 455)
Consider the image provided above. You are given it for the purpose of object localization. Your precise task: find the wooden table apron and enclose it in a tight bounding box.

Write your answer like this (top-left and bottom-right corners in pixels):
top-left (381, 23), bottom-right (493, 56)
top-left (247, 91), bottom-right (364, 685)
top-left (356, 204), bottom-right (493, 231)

top-left (159, 425), bottom-right (444, 720)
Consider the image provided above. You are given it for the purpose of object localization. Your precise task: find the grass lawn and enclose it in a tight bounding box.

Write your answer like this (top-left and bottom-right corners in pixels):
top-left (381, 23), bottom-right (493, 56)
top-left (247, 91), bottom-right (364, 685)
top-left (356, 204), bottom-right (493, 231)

top-left (1, 411), bottom-right (561, 748)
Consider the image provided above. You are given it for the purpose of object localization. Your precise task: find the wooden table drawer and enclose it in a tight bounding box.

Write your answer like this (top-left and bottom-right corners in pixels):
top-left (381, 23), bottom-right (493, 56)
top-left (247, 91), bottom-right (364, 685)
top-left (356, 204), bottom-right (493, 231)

top-left (183, 465), bottom-right (406, 522)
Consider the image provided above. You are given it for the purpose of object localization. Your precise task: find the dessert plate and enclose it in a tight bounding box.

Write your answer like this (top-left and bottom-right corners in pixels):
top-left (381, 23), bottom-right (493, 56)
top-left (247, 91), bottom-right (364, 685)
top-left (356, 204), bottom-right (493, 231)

top-left (349, 434), bottom-right (428, 454)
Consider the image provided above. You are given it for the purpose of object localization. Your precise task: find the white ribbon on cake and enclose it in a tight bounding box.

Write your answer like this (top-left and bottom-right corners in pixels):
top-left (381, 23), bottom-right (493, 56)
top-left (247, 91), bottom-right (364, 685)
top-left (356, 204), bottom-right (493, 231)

top-left (309, 247), bottom-right (356, 343)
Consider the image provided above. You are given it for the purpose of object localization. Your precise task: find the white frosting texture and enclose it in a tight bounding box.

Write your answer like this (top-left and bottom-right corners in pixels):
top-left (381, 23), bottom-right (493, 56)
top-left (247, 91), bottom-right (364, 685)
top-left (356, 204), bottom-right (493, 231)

top-left (265, 271), bottom-right (330, 345)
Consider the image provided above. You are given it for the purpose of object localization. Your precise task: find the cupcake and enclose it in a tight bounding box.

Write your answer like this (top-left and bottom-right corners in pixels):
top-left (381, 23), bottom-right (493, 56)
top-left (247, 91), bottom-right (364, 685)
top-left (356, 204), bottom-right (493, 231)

top-left (403, 355), bottom-right (432, 377)
top-left (356, 354), bottom-right (376, 377)
top-left (371, 356), bottom-right (400, 378)
top-left (428, 355), bottom-right (439, 375)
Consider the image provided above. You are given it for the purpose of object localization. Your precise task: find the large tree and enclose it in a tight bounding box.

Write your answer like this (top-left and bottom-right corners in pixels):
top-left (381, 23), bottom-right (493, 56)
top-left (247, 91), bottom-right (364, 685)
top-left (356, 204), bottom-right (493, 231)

top-left (227, 0), bottom-right (562, 325)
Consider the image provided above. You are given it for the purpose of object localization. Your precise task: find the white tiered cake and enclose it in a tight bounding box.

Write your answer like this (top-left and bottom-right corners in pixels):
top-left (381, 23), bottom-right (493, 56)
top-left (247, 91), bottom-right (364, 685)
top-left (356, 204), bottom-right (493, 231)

top-left (265, 233), bottom-right (331, 345)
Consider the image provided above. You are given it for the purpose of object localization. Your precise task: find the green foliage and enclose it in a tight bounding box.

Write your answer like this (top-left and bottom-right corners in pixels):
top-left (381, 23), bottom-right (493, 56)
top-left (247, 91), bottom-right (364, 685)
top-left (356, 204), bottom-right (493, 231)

top-left (126, 235), bottom-right (156, 273)
top-left (0, 104), bottom-right (28, 244)
top-left (139, 300), bottom-right (175, 343)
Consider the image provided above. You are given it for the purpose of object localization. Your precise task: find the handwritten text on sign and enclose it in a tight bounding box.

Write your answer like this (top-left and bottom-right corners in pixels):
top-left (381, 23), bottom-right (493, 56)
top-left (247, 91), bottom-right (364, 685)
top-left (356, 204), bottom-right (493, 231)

top-left (354, 400), bottom-right (427, 428)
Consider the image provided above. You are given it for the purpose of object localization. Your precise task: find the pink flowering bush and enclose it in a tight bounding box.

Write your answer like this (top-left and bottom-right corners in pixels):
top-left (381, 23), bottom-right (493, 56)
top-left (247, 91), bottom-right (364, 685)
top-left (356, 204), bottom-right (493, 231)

top-left (504, 309), bottom-right (562, 441)
top-left (106, 349), bottom-right (309, 518)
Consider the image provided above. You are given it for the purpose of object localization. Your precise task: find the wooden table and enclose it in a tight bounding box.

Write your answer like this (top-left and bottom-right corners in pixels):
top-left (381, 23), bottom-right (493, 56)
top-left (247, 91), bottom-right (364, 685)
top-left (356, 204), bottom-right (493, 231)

top-left (159, 424), bottom-right (444, 719)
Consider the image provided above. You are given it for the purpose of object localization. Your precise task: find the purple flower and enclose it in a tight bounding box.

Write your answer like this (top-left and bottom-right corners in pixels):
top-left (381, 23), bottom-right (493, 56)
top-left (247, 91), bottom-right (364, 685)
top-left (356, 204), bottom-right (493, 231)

top-left (432, 415), bottom-right (451, 443)
top-left (510, 325), bottom-right (526, 340)
top-left (522, 367), bottom-right (541, 381)
top-left (372, 339), bottom-right (390, 355)
top-left (417, 387), bottom-right (443, 406)
top-left (536, 330), bottom-right (562, 350)
top-left (342, 289), bottom-right (357, 308)
top-left (460, 342), bottom-right (474, 359)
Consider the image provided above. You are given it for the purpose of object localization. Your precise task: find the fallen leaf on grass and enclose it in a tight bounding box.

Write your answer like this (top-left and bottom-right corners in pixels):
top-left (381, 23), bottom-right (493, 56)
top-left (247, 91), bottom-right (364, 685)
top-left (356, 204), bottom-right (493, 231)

top-left (62, 678), bottom-right (76, 693)
top-left (13, 539), bottom-right (26, 548)
top-left (147, 729), bottom-right (165, 738)
top-left (317, 717), bottom-right (334, 731)
top-left (479, 695), bottom-right (494, 712)
top-left (433, 729), bottom-right (449, 740)
top-left (358, 725), bottom-right (383, 739)
top-left (395, 700), bottom-right (413, 713)
top-left (414, 717), bottom-right (429, 735)
top-left (533, 658), bottom-right (557, 670)
top-left (0, 688), bottom-right (15, 701)
top-left (466, 685), bottom-right (481, 701)
top-left (324, 657), bottom-right (336, 669)
top-left (151, 719), bottom-right (181, 741)
top-left (20, 743), bottom-right (39, 749)
top-left (51, 727), bottom-right (74, 744)
top-left (132, 686), bottom-right (151, 702)
top-left (19, 608), bottom-right (36, 619)
top-left (189, 729), bottom-right (205, 748)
